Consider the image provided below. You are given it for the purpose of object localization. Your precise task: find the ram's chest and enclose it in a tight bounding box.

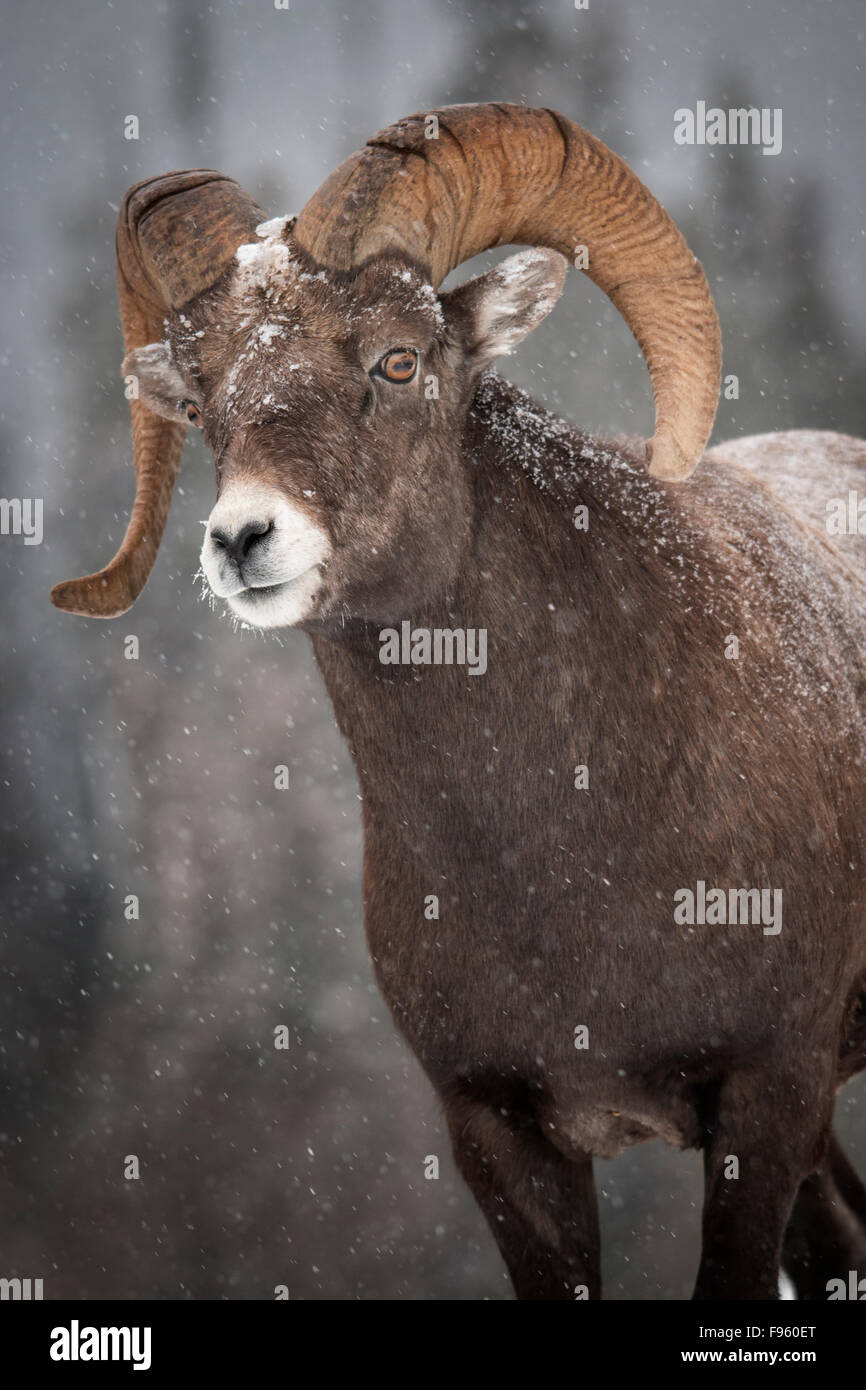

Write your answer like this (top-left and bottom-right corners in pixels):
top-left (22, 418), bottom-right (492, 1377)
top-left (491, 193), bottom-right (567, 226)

top-left (363, 864), bottom-right (707, 1159)
top-left (313, 594), bottom-right (866, 1108)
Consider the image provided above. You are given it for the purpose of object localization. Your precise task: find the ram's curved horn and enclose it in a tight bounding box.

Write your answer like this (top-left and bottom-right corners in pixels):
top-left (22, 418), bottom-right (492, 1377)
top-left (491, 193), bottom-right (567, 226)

top-left (51, 171), bottom-right (265, 618)
top-left (293, 103), bottom-right (721, 481)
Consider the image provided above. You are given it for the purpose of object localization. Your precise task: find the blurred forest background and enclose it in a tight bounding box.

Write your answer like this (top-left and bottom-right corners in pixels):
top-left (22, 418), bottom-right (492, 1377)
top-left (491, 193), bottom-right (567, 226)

top-left (1, 0), bottom-right (865, 1298)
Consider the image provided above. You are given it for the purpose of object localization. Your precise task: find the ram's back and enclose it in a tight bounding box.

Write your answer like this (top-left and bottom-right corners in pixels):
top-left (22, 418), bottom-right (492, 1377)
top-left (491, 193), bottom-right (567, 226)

top-left (704, 429), bottom-right (866, 569)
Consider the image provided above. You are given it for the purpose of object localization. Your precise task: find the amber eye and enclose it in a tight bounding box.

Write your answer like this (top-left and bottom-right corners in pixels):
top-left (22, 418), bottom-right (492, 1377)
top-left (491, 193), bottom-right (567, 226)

top-left (376, 349), bottom-right (418, 384)
top-left (183, 401), bottom-right (202, 426)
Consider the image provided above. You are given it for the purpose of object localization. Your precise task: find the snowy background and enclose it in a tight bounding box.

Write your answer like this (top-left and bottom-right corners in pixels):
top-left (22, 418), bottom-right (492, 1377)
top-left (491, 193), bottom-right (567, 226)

top-left (1, 0), bottom-right (865, 1298)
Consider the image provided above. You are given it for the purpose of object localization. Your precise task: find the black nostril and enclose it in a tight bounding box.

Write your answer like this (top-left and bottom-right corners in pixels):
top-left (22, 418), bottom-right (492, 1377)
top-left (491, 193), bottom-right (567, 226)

top-left (236, 520), bottom-right (272, 561)
top-left (211, 520), bottom-right (273, 570)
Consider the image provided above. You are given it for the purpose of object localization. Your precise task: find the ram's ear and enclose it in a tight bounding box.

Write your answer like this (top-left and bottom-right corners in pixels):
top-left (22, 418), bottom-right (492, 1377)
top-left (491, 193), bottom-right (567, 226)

top-left (123, 343), bottom-right (194, 423)
top-left (441, 248), bottom-right (568, 373)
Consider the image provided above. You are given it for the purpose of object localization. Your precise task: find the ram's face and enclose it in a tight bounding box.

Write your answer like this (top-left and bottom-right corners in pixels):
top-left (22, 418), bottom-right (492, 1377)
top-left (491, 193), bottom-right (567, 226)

top-left (127, 223), bottom-right (567, 630)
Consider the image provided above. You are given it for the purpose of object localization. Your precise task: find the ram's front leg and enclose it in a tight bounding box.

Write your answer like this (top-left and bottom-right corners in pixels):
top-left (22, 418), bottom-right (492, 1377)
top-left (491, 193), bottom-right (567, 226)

top-left (443, 1090), bottom-right (600, 1300)
top-left (694, 1067), bottom-right (833, 1300)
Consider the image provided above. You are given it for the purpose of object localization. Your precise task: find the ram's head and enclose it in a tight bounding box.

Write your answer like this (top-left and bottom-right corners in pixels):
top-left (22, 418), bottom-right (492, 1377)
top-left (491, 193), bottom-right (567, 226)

top-left (50, 104), bottom-right (721, 629)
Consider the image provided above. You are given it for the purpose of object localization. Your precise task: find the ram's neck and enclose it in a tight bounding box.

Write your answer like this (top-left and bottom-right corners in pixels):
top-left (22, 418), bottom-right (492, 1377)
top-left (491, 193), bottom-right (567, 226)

top-left (465, 372), bottom-right (702, 573)
top-left (309, 373), bottom-right (718, 807)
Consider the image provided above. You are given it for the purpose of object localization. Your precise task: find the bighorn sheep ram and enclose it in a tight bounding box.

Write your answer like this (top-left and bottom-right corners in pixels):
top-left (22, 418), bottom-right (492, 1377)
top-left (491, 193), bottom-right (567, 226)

top-left (52, 104), bottom-right (866, 1301)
